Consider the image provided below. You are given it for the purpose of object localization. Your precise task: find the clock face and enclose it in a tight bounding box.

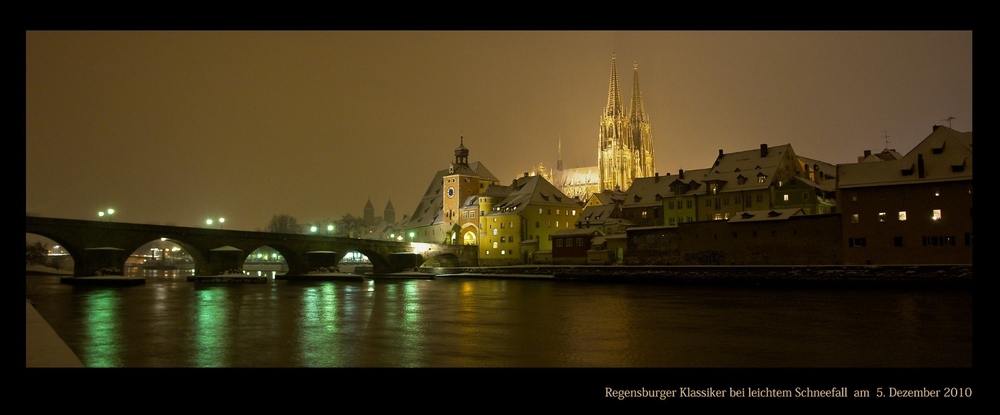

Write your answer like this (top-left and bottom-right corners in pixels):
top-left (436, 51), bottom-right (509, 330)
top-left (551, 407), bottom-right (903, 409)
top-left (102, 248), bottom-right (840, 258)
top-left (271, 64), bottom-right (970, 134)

top-left (447, 186), bottom-right (455, 198)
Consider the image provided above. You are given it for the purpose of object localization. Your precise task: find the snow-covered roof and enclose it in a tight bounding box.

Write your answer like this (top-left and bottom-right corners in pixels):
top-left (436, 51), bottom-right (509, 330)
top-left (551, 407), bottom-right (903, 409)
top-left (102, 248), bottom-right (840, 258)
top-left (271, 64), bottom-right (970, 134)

top-left (486, 175), bottom-right (582, 216)
top-left (838, 126), bottom-right (972, 189)
top-left (726, 208), bottom-right (805, 223)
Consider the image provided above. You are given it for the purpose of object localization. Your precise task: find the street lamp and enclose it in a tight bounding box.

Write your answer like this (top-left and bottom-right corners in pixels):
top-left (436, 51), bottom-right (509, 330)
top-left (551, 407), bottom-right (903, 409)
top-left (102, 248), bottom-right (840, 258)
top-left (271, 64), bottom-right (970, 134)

top-left (98, 208), bottom-right (115, 222)
top-left (207, 217), bottom-right (225, 229)
top-left (327, 224), bottom-right (334, 234)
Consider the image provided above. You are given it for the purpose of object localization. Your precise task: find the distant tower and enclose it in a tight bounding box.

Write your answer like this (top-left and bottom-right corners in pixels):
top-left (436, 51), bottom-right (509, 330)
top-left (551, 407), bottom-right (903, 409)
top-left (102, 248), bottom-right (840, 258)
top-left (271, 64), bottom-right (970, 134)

top-left (384, 200), bottom-right (396, 225)
top-left (598, 53), bottom-right (633, 191)
top-left (557, 135), bottom-right (563, 171)
top-left (628, 61), bottom-right (655, 179)
top-left (363, 198), bottom-right (375, 226)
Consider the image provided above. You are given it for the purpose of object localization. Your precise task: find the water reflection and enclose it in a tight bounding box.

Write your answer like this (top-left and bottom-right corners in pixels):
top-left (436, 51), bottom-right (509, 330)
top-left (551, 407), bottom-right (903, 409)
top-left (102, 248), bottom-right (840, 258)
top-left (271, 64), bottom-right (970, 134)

top-left (25, 272), bottom-right (973, 368)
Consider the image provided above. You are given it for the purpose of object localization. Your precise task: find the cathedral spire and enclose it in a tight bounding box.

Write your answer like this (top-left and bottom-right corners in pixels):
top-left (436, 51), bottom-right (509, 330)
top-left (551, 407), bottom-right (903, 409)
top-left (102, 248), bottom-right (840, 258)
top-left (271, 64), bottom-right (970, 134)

top-left (605, 52), bottom-right (625, 119)
top-left (627, 61), bottom-right (655, 179)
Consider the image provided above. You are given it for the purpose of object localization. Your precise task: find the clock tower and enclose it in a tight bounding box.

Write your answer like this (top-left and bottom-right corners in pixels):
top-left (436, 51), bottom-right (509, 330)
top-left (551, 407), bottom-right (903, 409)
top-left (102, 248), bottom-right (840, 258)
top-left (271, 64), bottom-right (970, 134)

top-left (443, 136), bottom-right (481, 229)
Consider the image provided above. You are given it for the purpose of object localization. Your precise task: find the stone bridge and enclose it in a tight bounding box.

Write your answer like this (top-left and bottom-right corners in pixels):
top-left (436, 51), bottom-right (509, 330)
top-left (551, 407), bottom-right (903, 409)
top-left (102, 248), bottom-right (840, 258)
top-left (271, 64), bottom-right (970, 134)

top-left (26, 216), bottom-right (477, 277)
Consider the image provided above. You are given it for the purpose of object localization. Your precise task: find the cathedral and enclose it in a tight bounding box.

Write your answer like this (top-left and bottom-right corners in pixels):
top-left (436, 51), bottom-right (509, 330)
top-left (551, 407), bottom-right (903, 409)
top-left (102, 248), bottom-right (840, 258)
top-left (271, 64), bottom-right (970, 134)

top-left (549, 53), bottom-right (655, 201)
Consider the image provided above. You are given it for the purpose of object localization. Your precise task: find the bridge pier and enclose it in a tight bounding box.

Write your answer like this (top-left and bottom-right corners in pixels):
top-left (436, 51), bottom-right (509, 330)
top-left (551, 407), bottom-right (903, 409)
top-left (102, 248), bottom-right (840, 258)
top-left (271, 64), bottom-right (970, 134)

top-left (207, 246), bottom-right (244, 275)
top-left (80, 247), bottom-right (126, 277)
top-left (305, 251), bottom-right (339, 272)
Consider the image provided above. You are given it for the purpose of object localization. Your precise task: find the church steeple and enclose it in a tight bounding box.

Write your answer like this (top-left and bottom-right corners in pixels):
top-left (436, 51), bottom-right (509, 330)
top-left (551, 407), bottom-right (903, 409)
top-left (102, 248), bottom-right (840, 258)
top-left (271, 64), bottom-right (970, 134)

top-left (604, 53), bottom-right (626, 119)
top-left (628, 61), bottom-right (655, 179)
top-left (598, 52), bottom-right (631, 192)
top-left (364, 197), bottom-right (375, 226)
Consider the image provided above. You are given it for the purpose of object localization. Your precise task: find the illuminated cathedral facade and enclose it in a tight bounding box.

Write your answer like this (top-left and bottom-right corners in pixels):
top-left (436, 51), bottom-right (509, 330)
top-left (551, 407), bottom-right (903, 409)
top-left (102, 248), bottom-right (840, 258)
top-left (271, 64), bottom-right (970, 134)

top-left (546, 53), bottom-right (655, 201)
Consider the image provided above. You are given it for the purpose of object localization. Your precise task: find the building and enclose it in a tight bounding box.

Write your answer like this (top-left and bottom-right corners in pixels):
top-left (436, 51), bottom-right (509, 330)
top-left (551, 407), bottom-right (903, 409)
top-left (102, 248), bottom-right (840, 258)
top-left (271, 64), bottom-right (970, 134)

top-left (551, 228), bottom-right (603, 265)
top-left (404, 137), bottom-right (500, 244)
top-left (479, 174), bottom-right (583, 266)
top-left (542, 54), bottom-right (656, 200)
top-left (837, 125), bottom-right (972, 265)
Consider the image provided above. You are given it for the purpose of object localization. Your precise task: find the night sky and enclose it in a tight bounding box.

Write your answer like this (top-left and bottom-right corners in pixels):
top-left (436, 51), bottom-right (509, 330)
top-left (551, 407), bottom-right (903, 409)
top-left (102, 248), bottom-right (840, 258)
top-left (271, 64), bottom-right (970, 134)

top-left (26, 31), bottom-right (972, 231)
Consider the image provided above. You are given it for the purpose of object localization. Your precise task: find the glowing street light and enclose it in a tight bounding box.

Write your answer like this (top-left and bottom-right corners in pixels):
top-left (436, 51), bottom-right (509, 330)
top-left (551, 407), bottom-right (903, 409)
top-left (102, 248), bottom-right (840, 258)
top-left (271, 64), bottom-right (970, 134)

top-left (206, 217), bottom-right (225, 229)
top-left (98, 208), bottom-right (115, 222)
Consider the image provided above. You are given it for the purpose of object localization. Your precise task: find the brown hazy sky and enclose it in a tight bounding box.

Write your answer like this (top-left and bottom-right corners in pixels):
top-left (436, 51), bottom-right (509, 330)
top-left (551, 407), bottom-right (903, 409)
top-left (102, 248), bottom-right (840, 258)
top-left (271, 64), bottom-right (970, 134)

top-left (26, 31), bottom-right (972, 230)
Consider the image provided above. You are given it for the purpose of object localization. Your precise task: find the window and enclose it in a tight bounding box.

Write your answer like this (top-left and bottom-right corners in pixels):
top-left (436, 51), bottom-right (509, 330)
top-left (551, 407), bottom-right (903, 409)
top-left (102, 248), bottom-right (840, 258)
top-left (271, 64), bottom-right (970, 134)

top-left (572, 209), bottom-right (577, 216)
top-left (555, 221), bottom-right (560, 228)
top-left (500, 237), bottom-right (505, 243)
top-left (566, 238), bottom-right (572, 247)
top-left (669, 218), bottom-right (676, 225)
top-left (556, 239), bottom-right (563, 247)
top-left (535, 221), bottom-right (540, 228)
top-left (641, 211), bottom-right (647, 219)
top-left (687, 201), bottom-right (693, 209)
top-left (492, 242), bottom-right (498, 249)
top-left (462, 211), bottom-right (468, 218)
top-left (493, 229), bottom-right (498, 236)
top-left (706, 199), bottom-right (711, 207)
top-left (898, 211), bottom-right (907, 221)
top-left (714, 213), bottom-right (723, 220)
top-left (802, 192), bottom-right (809, 200)
top-left (783, 194), bottom-right (790, 202)
top-left (756, 194), bottom-right (763, 202)
top-left (851, 214), bottom-right (859, 223)
top-left (878, 212), bottom-right (886, 222)
top-left (669, 202), bottom-right (674, 209)
top-left (539, 208), bottom-right (543, 214)
top-left (556, 209), bottom-right (560, 215)
top-left (851, 193), bottom-right (857, 202)
top-left (758, 175), bottom-right (766, 184)
top-left (849, 237), bottom-right (867, 247)
top-left (932, 209), bottom-right (942, 220)
top-left (576, 237), bottom-right (584, 246)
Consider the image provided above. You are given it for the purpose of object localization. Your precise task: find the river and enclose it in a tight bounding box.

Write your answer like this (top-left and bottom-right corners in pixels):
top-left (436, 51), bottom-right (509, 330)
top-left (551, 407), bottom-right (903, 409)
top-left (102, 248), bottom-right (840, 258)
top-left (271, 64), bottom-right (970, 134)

top-left (25, 271), bottom-right (972, 368)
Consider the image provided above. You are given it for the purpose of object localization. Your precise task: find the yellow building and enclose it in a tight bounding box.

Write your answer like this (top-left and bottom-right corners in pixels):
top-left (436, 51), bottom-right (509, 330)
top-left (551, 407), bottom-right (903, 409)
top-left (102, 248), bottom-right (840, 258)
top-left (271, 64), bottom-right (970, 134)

top-left (479, 174), bottom-right (582, 266)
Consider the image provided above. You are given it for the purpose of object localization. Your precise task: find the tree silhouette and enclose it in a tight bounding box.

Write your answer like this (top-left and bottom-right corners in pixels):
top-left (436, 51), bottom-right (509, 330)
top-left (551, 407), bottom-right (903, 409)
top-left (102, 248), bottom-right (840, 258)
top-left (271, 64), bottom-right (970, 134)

top-left (265, 214), bottom-right (302, 234)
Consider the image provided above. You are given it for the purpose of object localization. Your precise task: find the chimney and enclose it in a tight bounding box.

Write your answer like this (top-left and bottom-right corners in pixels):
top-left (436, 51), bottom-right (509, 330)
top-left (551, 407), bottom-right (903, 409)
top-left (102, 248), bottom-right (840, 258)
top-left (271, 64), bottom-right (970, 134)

top-left (760, 144), bottom-right (768, 158)
top-left (917, 154), bottom-right (925, 178)
top-left (523, 172), bottom-right (529, 177)
top-left (864, 150), bottom-right (872, 158)
top-left (933, 125), bottom-right (941, 131)
top-left (718, 149), bottom-right (724, 158)
top-left (679, 169), bottom-right (685, 179)
top-left (654, 172), bottom-right (659, 183)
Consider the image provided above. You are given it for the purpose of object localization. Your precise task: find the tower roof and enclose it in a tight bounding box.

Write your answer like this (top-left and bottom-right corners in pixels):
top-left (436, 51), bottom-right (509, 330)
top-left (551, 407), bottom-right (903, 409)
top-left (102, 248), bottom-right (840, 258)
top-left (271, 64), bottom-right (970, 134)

top-left (628, 61), bottom-right (649, 126)
top-left (604, 53), bottom-right (625, 119)
top-left (364, 198), bottom-right (374, 209)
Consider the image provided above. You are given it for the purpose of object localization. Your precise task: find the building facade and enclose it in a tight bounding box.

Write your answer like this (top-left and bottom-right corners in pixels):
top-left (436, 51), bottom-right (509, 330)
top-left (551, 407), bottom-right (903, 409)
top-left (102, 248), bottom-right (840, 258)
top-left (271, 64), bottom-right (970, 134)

top-left (837, 125), bottom-right (972, 265)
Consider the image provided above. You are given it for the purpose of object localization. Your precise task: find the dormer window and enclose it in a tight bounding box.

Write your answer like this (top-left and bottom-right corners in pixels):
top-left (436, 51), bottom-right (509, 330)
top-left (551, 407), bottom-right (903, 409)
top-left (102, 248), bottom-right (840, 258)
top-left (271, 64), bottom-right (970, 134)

top-left (709, 183), bottom-right (719, 195)
top-left (634, 195), bottom-right (641, 203)
top-left (758, 174), bottom-right (767, 184)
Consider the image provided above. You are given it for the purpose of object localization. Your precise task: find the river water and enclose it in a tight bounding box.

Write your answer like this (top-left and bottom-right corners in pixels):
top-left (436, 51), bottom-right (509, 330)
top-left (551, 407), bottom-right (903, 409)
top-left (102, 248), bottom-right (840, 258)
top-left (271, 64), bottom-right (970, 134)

top-left (25, 271), bottom-right (972, 368)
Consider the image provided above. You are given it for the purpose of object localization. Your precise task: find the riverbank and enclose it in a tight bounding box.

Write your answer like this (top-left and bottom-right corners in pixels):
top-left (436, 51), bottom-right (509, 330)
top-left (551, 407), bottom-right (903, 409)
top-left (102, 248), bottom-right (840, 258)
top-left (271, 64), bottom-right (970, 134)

top-left (425, 264), bottom-right (973, 288)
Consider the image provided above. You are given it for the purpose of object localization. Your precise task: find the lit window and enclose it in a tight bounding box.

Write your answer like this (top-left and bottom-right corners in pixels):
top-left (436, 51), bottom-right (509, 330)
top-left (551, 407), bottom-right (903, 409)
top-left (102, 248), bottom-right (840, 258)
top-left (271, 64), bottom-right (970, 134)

top-left (758, 175), bottom-right (766, 184)
top-left (539, 208), bottom-right (543, 214)
top-left (783, 194), bottom-right (790, 202)
top-left (878, 212), bottom-right (886, 222)
top-left (898, 211), bottom-right (907, 221)
top-left (933, 209), bottom-right (942, 220)
top-left (493, 229), bottom-right (498, 236)
top-left (572, 210), bottom-right (576, 216)
top-left (641, 211), bottom-right (647, 218)
top-left (556, 209), bottom-right (560, 215)
top-left (501, 250), bottom-right (505, 255)
top-left (493, 242), bottom-right (498, 249)
top-left (714, 213), bottom-right (723, 220)
top-left (851, 214), bottom-right (859, 223)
